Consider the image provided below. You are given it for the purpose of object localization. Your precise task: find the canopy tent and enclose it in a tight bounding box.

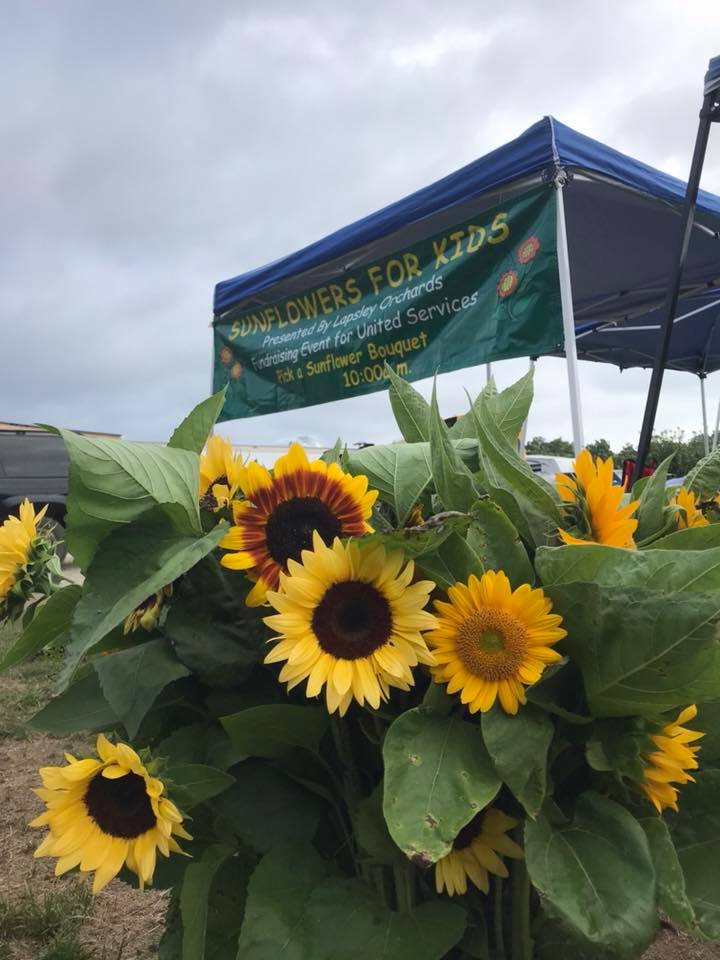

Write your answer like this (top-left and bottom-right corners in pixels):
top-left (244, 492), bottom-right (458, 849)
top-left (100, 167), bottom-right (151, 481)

top-left (214, 116), bottom-right (720, 448)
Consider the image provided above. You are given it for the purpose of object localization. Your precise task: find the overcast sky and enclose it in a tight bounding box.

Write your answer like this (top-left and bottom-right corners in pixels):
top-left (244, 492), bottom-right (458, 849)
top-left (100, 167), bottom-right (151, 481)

top-left (2, 2), bottom-right (719, 451)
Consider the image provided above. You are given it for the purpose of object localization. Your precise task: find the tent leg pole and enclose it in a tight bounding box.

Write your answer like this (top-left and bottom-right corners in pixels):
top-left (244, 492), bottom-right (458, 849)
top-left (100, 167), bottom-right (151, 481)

top-left (713, 390), bottom-right (720, 452)
top-left (700, 374), bottom-right (710, 455)
top-left (519, 358), bottom-right (536, 456)
top-left (632, 87), bottom-right (718, 484)
top-left (555, 177), bottom-right (584, 454)
top-left (486, 363), bottom-right (492, 385)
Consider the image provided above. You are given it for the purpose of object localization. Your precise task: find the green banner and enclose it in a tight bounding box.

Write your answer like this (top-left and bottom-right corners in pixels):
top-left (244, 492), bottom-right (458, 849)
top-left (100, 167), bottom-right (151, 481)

top-left (213, 185), bottom-right (561, 421)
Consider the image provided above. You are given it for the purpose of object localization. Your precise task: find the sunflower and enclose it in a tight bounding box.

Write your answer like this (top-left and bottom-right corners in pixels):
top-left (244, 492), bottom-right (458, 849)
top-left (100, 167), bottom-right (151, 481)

top-left (640, 705), bottom-right (703, 813)
top-left (435, 808), bottom-right (523, 896)
top-left (0, 499), bottom-right (49, 603)
top-left (672, 486), bottom-right (708, 529)
top-left (263, 532), bottom-right (436, 716)
top-left (556, 449), bottom-right (638, 547)
top-left (199, 435), bottom-right (244, 510)
top-left (428, 570), bottom-right (565, 715)
top-left (30, 735), bottom-right (190, 893)
top-left (220, 443), bottom-right (377, 607)
top-left (123, 585), bottom-right (173, 634)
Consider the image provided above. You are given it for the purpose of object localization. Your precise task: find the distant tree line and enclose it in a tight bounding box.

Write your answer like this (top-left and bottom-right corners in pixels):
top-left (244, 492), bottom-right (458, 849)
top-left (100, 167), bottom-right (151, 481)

top-left (525, 430), bottom-right (712, 477)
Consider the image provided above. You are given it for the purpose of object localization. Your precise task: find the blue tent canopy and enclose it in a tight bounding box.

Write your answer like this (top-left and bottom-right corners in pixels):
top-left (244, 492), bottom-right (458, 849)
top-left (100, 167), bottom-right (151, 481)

top-left (215, 115), bottom-right (720, 375)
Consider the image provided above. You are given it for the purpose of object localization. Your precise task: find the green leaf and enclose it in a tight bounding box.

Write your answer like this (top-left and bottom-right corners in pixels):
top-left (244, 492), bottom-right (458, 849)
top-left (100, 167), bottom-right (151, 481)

top-left (57, 428), bottom-right (202, 570)
top-left (525, 661), bottom-right (592, 724)
top-left (346, 443), bottom-right (433, 526)
top-left (363, 513), bottom-right (472, 560)
top-left (221, 705), bottom-right (329, 760)
top-left (164, 762), bottom-right (235, 809)
top-left (215, 761), bottom-right (324, 855)
top-left (536, 545), bottom-right (720, 715)
top-left (465, 500), bottom-right (534, 587)
top-left (639, 817), bottom-right (697, 932)
top-left (695, 700), bottom-right (720, 763)
top-left (652, 525), bottom-right (720, 550)
top-left (481, 705), bottom-right (553, 817)
top-left (237, 843), bottom-right (327, 959)
top-left (686, 446), bottom-right (720, 499)
top-left (63, 512), bottom-right (227, 685)
top-left (305, 877), bottom-right (467, 959)
top-left (180, 844), bottom-right (235, 960)
top-left (386, 363), bottom-right (430, 442)
top-left (450, 369), bottom-right (534, 446)
top-left (467, 398), bottom-right (561, 548)
top-left (0, 584), bottom-right (81, 672)
top-left (429, 381), bottom-right (480, 512)
top-left (27, 668), bottom-right (118, 734)
top-left (354, 783), bottom-right (405, 866)
top-left (668, 769), bottom-right (720, 938)
top-left (634, 453), bottom-right (675, 542)
top-left (94, 637), bottom-right (190, 738)
top-left (383, 707), bottom-right (500, 865)
top-left (168, 389), bottom-right (227, 454)
top-left (524, 792), bottom-right (657, 954)
top-left (320, 438), bottom-right (343, 465)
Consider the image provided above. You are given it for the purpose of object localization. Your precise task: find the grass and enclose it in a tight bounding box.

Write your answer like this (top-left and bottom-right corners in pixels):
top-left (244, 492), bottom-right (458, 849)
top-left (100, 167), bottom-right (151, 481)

top-left (0, 882), bottom-right (93, 942)
top-left (0, 620), bottom-right (59, 739)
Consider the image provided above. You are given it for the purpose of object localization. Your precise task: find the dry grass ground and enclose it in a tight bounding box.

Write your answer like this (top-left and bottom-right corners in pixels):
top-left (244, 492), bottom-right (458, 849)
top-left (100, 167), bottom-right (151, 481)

top-left (1, 622), bottom-right (719, 960)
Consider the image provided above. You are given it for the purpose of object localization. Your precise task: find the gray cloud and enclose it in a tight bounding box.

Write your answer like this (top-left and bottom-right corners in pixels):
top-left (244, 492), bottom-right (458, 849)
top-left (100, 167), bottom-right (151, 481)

top-left (1, 1), bottom-right (719, 450)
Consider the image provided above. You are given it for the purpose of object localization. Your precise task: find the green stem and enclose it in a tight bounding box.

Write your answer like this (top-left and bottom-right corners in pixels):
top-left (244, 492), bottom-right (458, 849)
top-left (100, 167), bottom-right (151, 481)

top-left (393, 861), bottom-right (416, 914)
top-left (493, 875), bottom-right (506, 960)
top-left (330, 715), bottom-right (363, 875)
top-left (510, 854), bottom-right (533, 960)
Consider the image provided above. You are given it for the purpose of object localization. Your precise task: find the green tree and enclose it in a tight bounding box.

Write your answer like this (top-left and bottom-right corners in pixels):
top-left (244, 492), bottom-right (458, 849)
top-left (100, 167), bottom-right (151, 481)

top-left (525, 436), bottom-right (574, 456)
top-left (586, 438), bottom-right (614, 461)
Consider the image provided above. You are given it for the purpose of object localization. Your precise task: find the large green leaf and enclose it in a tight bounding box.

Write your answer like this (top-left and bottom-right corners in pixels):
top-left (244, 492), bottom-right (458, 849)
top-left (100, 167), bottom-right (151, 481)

top-left (652, 525), bottom-right (720, 550)
top-left (686, 447), bottom-right (720, 498)
top-left (354, 783), bottom-right (405, 866)
top-left (536, 545), bottom-right (720, 715)
top-left (221, 705), bottom-right (329, 760)
top-left (386, 364), bottom-right (430, 442)
top-left (62, 512), bottom-right (227, 684)
top-left (639, 818), bottom-right (697, 932)
top-left (168, 389), bottom-right (227, 454)
top-left (163, 762), bottom-right (235, 810)
top-left (215, 761), bottom-right (324, 855)
top-left (57, 428), bottom-right (202, 570)
top-left (450, 370), bottom-right (534, 446)
top-left (524, 792), bottom-right (657, 955)
top-left (27, 668), bottom-right (118, 734)
top-left (383, 707), bottom-right (500, 865)
top-left (429, 382), bottom-right (480, 513)
top-left (236, 844), bottom-right (327, 960)
top-left (0, 584), bottom-right (81, 672)
top-left (304, 877), bottom-right (467, 959)
top-left (94, 637), bottom-right (190, 738)
top-left (634, 453), bottom-right (675, 542)
top-left (362, 514), bottom-right (472, 560)
top-left (481, 705), bottom-right (553, 817)
top-left (668, 769), bottom-right (720, 939)
top-left (180, 844), bottom-right (235, 960)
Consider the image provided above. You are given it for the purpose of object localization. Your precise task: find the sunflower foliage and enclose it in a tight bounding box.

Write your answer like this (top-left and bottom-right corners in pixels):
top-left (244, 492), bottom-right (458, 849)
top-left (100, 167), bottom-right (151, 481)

top-left (6, 373), bottom-right (720, 959)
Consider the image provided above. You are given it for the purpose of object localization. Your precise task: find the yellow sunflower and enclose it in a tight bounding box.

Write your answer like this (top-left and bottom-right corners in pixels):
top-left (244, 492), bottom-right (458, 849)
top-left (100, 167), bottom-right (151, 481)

top-left (220, 443), bottom-right (377, 607)
top-left (123, 585), bottom-right (173, 634)
top-left (555, 449), bottom-right (638, 547)
top-left (199, 435), bottom-right (244, 510)
top-left (672, 487), bottom-right (708, 529)
top-left (30, 735), bottom-right (191, 893)
top-left (435, 808), bottom-right (523, 896)
top-left (0, 499), bottom-right (48, 602)
top-left (263, 532), bottom-right (436, 716)
top-left (428, 570), bottom-right (565, 715)
top-left (641, 705), bottom-right (703, 813)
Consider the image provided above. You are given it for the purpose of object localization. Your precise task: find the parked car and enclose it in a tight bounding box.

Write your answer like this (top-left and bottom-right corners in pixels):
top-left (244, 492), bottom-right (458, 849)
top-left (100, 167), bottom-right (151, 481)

top-left (525, 455), bottom-right (575, 484)
top-left (0, 425), bottom-right (70, 560)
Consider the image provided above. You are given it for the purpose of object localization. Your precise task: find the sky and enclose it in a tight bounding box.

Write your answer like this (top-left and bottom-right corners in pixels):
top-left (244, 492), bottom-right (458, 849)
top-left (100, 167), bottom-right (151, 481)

top-left (1, 1), bottom-right (719, 451)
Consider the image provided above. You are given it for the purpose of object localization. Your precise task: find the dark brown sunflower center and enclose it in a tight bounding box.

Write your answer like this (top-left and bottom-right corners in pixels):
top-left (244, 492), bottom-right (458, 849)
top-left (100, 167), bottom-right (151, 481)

top-left (265, 496), bottom-right (342, 566)
top-left (453, 812), bottom-right (484, 850)
top-left (83, 771), bottom-right (156, 839)
top-left (311, 581), bottom-right (392, 659)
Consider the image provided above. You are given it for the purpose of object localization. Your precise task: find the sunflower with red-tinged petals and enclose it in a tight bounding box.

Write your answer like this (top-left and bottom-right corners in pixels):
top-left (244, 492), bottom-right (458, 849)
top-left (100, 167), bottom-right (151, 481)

top-left (219, 443), bottom-right (378, 606)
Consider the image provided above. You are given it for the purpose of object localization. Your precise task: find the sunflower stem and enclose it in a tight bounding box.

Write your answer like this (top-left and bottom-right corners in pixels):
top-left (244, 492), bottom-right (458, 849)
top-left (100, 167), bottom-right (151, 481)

top-left (510, 845), bottom-right (533, 960)
top-left (493, 875), bottom-right (506, 960)
top-left (330, 714), bottom-right (363, 874)
top-left (393, 861), bottom-right (416, 914)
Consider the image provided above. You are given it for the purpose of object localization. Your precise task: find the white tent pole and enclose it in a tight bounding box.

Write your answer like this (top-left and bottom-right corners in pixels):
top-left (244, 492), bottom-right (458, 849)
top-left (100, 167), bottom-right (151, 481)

top-left (700, 375), bottom-right (710, 455)
top-left (555, 176), bottom-right (585, 454)
top-left (519, 357), bottom-right (536, 456)
top-left (485, 363), bottom-right (492, 384)
top-left (713, 388), bottom-right (720, 452)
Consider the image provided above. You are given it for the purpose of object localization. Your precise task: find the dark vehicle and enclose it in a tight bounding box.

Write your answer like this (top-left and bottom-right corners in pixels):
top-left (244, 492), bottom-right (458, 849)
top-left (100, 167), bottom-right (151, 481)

top-left (0, 426), bottom-right (69, 559)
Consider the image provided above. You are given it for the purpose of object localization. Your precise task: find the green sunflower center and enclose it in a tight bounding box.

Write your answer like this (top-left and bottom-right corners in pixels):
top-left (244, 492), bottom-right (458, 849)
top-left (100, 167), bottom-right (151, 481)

top-left (265, 496), bottom-right (342, 566)
top-left (312, 580), bottom-right (392, 660)
top-left (455, 608), bottom-right (528, 681)
top-left (84, 770), bottom-right (156, 839)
